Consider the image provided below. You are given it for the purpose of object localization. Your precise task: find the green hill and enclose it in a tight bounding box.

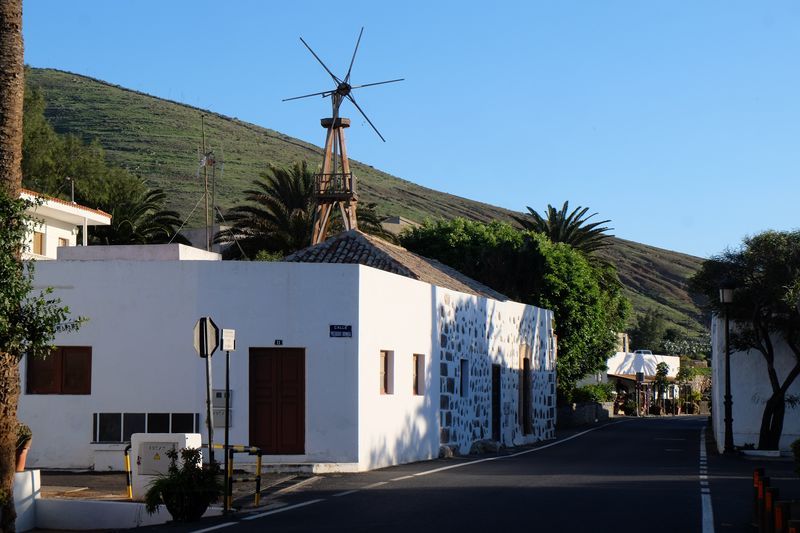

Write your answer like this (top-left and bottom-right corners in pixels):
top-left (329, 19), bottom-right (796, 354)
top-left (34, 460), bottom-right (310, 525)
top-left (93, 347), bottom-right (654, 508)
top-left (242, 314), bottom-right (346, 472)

top-left (25, 67), bottom-right (708, 336)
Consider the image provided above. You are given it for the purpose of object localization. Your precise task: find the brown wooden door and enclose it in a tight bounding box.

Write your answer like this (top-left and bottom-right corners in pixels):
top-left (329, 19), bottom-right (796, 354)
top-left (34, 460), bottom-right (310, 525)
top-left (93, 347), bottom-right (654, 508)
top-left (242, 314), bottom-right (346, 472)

top-left (249, 348), bottom-right (305, 454)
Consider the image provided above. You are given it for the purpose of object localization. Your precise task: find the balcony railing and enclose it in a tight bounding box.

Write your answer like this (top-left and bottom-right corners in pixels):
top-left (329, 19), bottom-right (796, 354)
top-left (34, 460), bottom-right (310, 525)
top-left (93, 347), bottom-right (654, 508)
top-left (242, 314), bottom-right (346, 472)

top-left (313, 172), bottom-right (356, 199)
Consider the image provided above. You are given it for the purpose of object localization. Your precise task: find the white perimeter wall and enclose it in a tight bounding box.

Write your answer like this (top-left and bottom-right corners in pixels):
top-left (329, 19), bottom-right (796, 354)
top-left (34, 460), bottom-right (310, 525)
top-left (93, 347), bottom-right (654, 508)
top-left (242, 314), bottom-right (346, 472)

top-left (711, 316), bottom-right (800, 451)
top-left (356, 267), bottom-right (440, 470)
top-left (22, 261), bottom-right (361, 468)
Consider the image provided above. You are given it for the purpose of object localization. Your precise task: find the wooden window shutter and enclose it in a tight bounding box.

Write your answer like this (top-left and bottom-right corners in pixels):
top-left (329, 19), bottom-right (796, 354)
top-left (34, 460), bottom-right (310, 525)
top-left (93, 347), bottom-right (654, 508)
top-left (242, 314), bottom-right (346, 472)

top-left (62, 347), bottom-right (92, 394)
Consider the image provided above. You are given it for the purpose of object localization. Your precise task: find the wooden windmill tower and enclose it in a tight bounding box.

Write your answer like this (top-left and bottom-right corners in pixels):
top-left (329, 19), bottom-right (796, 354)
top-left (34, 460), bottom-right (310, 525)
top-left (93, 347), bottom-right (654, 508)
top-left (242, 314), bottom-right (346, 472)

top-left (284, 28), bottom-right (402, 244)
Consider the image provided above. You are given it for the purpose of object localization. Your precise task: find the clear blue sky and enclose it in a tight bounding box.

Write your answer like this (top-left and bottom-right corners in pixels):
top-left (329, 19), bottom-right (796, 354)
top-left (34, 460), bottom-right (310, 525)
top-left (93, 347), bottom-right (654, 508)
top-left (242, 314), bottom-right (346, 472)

top-left (22, 1), bottom-right (800, 258)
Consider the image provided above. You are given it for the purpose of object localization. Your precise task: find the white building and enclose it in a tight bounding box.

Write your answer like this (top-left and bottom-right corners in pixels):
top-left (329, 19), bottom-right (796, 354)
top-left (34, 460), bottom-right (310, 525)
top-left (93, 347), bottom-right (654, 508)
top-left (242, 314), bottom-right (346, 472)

top-left (711, 316), bottom-right (800, 452)
top-left (20, 188), bottom-right (111, 260)
top-left (21, 231), bottom-right (556, 472)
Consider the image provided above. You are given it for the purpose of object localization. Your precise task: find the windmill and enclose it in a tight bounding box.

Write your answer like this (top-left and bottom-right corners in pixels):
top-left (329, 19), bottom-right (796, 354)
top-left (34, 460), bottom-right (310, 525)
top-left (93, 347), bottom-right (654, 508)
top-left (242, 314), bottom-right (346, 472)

top-left (284, 27), bottom-right (402, 244)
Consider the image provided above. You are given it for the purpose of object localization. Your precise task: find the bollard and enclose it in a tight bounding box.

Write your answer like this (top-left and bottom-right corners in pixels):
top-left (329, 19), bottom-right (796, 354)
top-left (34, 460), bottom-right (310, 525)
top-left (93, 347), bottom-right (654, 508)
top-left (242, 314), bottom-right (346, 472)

top-left (755, 468), bottom-right (765, 522)
top-left (765, 488), bottom-right (780, 533)
top-left (776, 501), bottom-right (791, 533)
top-left (123, 444), bottom-right (133, 499)
top-left (788, 519), bottom-right (800, 533)
top-left (759, 477), bottom-right (771, 533)
top-left (254, 451), bottom-right (263, 506)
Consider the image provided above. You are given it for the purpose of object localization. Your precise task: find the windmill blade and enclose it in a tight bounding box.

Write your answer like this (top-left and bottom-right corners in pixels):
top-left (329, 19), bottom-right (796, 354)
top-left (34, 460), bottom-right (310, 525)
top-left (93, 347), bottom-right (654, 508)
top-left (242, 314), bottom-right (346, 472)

top-left (344, 26), bottom-right (364, 84)
top-left (299, 36), bottom-right (341, 84)
top-left (282, 89), bottom-right (334, 102)
top-left (346, 94), bottom-right (385, 142)
top-left (350, 78), bottom-right (405, 90)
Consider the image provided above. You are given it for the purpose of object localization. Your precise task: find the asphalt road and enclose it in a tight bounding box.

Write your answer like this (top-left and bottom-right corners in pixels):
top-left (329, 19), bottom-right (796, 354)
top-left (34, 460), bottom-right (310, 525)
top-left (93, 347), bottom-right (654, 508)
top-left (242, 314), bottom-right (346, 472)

top-left (144, 416), bottom-right (759, 533)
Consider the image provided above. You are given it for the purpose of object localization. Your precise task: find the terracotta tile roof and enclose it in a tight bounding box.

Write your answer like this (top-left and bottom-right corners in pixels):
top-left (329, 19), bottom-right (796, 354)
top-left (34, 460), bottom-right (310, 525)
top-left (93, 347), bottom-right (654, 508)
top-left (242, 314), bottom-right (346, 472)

top-left (284, 230), bottom-right (509, 301)
top-left (20, 188), bottom-right (111, 219)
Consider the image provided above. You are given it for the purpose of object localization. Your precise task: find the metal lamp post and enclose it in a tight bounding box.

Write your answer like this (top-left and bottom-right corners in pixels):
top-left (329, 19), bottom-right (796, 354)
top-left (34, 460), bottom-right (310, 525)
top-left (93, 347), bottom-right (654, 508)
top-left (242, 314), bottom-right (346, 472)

top-left (719, 282), bottom-right (735, 453)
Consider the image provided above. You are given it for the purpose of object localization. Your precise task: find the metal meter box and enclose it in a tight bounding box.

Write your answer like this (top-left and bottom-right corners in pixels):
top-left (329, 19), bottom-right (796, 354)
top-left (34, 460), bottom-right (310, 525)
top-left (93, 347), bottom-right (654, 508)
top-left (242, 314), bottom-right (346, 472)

top-left (212, 389), bottom-right (232, 408)
top-left (129, 433), bottom-right (202, 499)
top-left (213, 408), bottom-right (231, 428)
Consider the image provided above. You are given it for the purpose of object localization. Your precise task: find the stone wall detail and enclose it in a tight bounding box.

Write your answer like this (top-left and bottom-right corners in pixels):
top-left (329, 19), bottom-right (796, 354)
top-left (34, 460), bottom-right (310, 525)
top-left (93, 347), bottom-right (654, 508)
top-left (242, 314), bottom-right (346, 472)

top-left (437, 290), bottom-right (556, 454)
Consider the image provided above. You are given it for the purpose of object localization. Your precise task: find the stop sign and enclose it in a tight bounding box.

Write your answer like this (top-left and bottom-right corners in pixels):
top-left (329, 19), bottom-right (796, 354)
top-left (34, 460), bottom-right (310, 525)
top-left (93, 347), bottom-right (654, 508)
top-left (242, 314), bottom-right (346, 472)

top-left (193, 317), bottom-right (219, 358)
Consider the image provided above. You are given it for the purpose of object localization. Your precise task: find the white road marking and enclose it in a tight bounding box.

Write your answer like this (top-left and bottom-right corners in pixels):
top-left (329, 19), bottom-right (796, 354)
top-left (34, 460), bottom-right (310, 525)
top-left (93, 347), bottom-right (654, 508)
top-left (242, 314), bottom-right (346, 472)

top-left (700, 428), bottom-right (715, 533)
top-left (363, 481), bottom-right (390, 489)
top-left (391, 475), bottom-right (415, 481)
top-left (413, 420), bottom-right (631, 478)
top-left (190, 523), bottom-right (236, 533)
top-left (333, 489), bottom-right (360, 498)
top-left (242, 499), bottom-right (325, 520)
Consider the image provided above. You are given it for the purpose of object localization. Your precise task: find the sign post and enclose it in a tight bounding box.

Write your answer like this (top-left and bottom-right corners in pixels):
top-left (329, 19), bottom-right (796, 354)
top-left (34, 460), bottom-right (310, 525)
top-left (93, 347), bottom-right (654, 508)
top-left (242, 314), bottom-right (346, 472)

top-left (220, 328), bottom-right (235, 513)
top-left (193, 317), bottom-right (219, 464)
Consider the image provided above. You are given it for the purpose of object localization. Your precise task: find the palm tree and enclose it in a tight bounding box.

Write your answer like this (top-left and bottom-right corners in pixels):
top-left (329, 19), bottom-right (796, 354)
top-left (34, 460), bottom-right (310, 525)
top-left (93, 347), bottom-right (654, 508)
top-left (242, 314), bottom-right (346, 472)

top-left (91, 188), bottom-right (190, 245)
top-left (514, 201), bottom-right (613, 255)
top-left (0, 1), bottom-right (26, 528)
top-left (0, 0), bottom-right (23, 199)
top-left (218, 161), bottom-right (315, 258)
top-left (218, 161), bottom-right (396, 259)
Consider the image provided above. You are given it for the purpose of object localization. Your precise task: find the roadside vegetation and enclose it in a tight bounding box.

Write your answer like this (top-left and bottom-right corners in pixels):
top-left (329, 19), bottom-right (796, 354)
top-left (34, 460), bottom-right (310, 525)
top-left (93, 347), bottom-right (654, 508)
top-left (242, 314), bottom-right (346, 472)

top-left (400, 217), bottom-right (630, 400)
top-left (691, 230), bottom-right (800, 450)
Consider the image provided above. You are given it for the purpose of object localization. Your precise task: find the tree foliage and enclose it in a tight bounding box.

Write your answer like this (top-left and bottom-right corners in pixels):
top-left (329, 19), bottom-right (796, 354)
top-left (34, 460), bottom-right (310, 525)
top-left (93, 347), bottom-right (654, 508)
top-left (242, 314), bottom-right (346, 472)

top-left (218, 161), bottom-right (394, 259)
top-left (400, 218), bottom-right (629, 397)
top-left (89, 186), bottom-right (189, 246)
top-left (22, 84), bottom-right (146, 210)
top-left (22, 85), bottom-right (189, 246)
top-left (513, 201), bottom-right (613, 256)
top-left (629, 309), bottom-right (667, 351)
top-left (690, 230), bottom-right (800, 449)
top-left (0, 192), bottom-right (82, 524)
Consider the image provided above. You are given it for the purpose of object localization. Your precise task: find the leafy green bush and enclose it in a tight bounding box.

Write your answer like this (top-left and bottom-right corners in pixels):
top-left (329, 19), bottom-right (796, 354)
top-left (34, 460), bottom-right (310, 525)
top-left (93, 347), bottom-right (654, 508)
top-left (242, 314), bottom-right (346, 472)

top-left (572, 383), bottom-right (615, 403)
top-left (144, 447), bottom-right (222, 521)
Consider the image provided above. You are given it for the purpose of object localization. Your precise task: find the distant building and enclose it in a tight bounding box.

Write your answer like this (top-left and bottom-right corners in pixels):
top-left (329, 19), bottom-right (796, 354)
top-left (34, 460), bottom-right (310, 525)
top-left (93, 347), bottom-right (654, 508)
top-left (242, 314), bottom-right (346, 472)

top-left (380, 215), bottom-right (420, 236)
top-left (20, 188), bottom-right (111, 260)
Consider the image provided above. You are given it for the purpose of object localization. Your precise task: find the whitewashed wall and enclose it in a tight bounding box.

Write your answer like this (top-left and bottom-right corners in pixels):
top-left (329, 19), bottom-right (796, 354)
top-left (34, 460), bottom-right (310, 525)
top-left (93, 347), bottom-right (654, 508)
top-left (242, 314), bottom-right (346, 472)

top-left (23, 217), bottom-right (76, 260)
top-left (436, 289), bottom-right (556, 454)
top-left (711, 316), bottom-right (800, 451)
top-left (24, 254), bottom-right (558, 471)
top-left (23, 260), bottom-right (361, 469)
top-left (357, 267), bottom-right (439, 470)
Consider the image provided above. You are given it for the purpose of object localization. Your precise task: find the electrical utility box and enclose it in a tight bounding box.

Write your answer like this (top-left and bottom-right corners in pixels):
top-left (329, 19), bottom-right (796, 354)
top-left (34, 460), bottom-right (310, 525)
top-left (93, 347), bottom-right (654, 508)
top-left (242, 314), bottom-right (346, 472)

top-left (130, 433), bottom-right (202, 499)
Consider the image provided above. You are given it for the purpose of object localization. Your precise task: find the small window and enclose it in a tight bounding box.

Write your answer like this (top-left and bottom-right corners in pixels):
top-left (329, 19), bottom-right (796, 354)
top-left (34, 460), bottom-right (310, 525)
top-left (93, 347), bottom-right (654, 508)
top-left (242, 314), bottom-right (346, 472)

top-left (380, 350), bottom-right (394, 394)
top-left (147, 413), bottom-right (170, 433)
top-left (27, 347), bottom-right (91, 394)
top-left (33, 231), bottom-right (44, 255)
top-left (413, 354), bottom-right (425, 395)
top-left (97, 413), bottom-right (122, 442)
top-left (95, 412), bottom-right (200, 443)
top-left (58, 237), bottom-right (69, 247)
top-left (171, 413), bottom-right (195, 433)
top-left (460, 359), bottom-right (470, 397)
top-left (123, 413), bottom-right (146, 442)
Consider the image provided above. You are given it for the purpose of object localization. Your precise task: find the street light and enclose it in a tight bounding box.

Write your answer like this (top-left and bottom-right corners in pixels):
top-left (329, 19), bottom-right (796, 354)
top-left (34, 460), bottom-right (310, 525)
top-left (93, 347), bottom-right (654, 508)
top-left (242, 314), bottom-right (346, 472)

top-left (719, 280), bottom-right (736, 453)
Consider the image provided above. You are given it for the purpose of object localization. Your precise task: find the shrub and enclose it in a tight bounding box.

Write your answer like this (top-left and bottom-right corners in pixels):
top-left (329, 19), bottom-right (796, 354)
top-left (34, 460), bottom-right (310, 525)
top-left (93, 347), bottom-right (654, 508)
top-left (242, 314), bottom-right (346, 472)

top-left (144, 447), bottom-right (222, 521)
top-left (572, 383), bottom-right (615, 403)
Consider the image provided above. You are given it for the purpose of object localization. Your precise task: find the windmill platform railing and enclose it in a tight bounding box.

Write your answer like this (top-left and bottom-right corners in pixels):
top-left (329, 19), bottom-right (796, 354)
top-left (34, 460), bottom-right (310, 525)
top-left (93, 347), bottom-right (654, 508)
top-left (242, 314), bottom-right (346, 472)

top-left (313, 172), bottom-right (357, 200)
